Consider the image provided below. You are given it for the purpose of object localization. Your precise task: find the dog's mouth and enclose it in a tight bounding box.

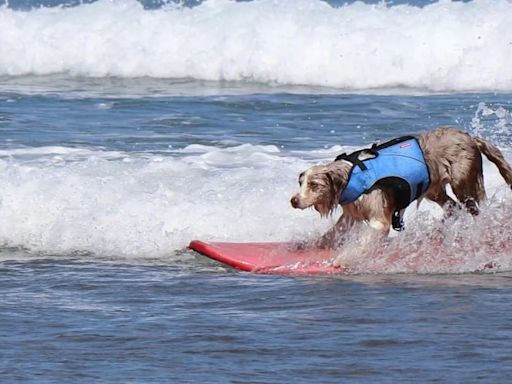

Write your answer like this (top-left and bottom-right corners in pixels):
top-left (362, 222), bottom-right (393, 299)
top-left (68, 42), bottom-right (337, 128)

top-left (291, 195), bottom-right (329, 215)
top-left (314, 202), bottom-right (330, 217)
top-left (291, 195), bottom-right (314, 210)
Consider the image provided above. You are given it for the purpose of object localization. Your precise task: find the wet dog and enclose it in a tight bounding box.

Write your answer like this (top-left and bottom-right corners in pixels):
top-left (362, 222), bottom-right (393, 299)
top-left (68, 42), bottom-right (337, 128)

top-left (291, 127), bottom-right (512, 255)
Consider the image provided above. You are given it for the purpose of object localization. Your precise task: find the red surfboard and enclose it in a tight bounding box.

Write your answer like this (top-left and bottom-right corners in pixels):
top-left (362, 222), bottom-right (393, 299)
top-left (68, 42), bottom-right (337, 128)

top-left (189, 240), bottom-right (346, 275)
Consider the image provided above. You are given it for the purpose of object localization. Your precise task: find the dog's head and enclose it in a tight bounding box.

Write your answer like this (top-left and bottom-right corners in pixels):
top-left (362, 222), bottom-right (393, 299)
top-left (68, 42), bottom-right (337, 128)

top-left (290, 161), bottom-right (352, 216)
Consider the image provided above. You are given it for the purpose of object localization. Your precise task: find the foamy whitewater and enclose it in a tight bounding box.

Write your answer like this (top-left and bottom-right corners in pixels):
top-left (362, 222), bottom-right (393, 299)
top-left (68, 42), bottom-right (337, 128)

top-left (1, 0), bottom-right (512, 91)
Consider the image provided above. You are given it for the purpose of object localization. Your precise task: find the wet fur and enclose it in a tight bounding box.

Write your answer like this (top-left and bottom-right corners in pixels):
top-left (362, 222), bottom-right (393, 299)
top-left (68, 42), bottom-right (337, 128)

top-left (290, 127), bottom-right (512, 250)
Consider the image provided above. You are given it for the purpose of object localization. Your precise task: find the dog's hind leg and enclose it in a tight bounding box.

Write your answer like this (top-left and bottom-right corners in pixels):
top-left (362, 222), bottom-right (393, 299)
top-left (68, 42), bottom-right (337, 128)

top-left (449, 148), bottom-right (486, 216)
top-left (451, 175), bottom-right (485, 216)
top-left (426, 188), bottom-right (461, 217)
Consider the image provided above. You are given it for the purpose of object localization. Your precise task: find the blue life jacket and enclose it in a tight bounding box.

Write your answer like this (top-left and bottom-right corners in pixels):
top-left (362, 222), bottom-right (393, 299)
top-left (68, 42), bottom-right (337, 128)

top-left (336, 136), bottom-right (430, 212)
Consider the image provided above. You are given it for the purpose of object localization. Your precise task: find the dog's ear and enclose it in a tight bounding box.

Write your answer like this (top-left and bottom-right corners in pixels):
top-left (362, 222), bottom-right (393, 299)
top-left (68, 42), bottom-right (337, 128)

top-left (321, 164), bottom-right (351, 215)
top-left (324, 162), bottom-right (351, 192)
top-left (325, 169), bottom-right (344, 190)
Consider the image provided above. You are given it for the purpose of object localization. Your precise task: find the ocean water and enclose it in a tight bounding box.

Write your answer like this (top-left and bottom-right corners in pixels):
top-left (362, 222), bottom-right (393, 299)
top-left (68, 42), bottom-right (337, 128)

top-left (2, 0), bottom-right (512, 382)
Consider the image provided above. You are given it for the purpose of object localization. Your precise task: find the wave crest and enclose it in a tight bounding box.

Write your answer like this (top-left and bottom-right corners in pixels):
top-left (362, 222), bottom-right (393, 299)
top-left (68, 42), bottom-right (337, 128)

top-left (1, 0), bottom-right (512, 91)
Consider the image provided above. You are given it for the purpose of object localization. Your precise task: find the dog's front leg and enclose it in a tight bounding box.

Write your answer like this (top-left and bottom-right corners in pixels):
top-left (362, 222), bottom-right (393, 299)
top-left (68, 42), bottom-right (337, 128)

top-left (332, 223), bottom-right (387, 268)
top-left (317, 214), bottom-right (355, 249)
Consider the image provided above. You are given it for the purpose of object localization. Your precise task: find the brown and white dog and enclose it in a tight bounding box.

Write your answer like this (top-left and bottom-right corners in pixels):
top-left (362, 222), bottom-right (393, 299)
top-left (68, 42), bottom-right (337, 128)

top-left (291, 127), bottom-right (512, 252)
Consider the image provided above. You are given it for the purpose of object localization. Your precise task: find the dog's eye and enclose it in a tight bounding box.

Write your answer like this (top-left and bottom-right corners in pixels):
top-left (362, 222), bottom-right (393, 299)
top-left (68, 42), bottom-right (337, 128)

top-left (309, 181), bottom-right (321, 191)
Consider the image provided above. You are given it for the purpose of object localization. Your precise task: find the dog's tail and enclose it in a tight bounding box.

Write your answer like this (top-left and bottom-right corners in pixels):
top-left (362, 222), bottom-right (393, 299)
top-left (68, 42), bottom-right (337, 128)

top-left (474, 136), bottom-right (512, 188)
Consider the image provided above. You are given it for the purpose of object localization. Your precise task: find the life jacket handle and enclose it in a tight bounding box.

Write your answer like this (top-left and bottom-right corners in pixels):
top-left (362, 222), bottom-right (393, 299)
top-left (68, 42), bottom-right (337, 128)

top-left (334, 135), bottom-right (417, 171)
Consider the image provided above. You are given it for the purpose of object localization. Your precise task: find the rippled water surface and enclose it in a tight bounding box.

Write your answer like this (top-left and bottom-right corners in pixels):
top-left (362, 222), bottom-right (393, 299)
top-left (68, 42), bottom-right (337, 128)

top-left (3, 257), bottom-right (512, 383)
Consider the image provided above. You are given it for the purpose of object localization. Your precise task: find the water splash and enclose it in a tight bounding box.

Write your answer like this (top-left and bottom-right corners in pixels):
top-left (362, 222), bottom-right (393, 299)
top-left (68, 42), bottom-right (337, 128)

top-left (333, 200), bottom-right (512, 274)
top-left (471, 102), bottom-right (512, 145)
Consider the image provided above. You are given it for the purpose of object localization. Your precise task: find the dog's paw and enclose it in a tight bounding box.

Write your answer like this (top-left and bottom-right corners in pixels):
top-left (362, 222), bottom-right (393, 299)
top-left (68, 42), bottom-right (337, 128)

top-left (332, 256), bottom-right (344, 268)
top-left (292, 238), bottom-right (330, 251)
top-left (311, 234), bottom-right (338, 250)
top-left (290, 240), bottom-right (311, 251)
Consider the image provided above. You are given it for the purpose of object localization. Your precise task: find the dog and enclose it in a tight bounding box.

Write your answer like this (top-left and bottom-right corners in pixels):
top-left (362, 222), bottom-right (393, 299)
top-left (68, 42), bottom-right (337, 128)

top-left (290, 127), bottom-right (512, 254)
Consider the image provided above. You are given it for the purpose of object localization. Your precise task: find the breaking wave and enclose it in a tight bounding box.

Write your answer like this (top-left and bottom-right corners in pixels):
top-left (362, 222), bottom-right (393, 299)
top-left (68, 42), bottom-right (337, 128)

top-left (1, 0), bottom-right (512, 92)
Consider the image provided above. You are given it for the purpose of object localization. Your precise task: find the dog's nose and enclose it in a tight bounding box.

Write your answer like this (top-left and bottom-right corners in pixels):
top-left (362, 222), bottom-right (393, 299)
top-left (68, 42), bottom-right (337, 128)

top-left (290, 195), bottom-right (300, 208)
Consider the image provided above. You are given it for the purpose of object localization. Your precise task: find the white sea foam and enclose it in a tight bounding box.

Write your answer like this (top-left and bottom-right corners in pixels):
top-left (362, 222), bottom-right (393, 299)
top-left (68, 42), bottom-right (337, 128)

top-left (1, 0), bottom-right (512, 92)
top-left (0, 143), bottom-right (511, 274)
top-left (0, 145), bottom-right (329, 258)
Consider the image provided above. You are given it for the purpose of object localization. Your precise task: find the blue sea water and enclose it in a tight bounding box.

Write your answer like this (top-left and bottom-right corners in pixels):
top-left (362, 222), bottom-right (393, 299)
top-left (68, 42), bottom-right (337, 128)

top-left (2, 0), bottom-right (512, 382)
